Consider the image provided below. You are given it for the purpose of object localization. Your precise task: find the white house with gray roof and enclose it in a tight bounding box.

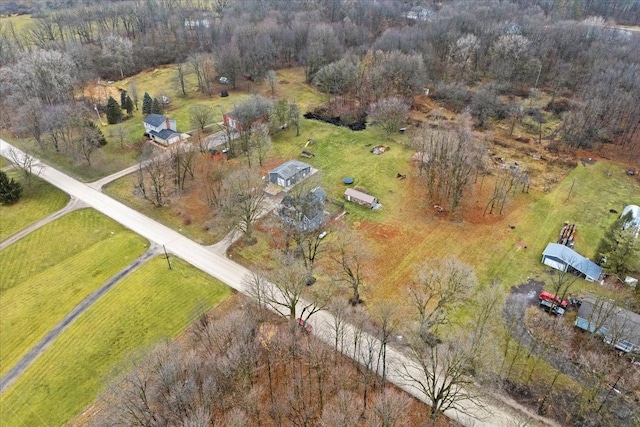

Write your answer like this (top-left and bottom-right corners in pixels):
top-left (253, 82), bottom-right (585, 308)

top-left (143, 114), bottom-right (180, 146)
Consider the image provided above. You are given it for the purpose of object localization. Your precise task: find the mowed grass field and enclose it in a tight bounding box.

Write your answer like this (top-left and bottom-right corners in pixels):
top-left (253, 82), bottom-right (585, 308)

top-left (0, 170), bottom-right (69, 241)
top-left (0, 209), bottom-right (148, 376)
top-left (0, 256), bottom-right (232, 426)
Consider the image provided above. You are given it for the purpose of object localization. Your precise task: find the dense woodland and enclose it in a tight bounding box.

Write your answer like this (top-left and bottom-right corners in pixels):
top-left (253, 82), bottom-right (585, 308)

top-left (1, 0), bottom-right (639, 155)
top-left (1, 1), bottom-right (640, 426)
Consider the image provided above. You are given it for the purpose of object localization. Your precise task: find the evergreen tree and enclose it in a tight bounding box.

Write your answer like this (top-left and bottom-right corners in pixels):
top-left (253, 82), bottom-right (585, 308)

top-left (596, 212), bottom-right (640, 275)
top-left (105, 96), bottom-right (122, 124)
top-left (0, 170), bottom-right (23, 204)
top-left (120, 90), bottom-right (127, 109)
top-left (142, 92), bottom-right (152, 115)
top-left (125, 95), bottom-right (134, 115)
top-left (151, 97), bottom-right (162, 114)
top-left (86, 121), bottom-right (108, 146)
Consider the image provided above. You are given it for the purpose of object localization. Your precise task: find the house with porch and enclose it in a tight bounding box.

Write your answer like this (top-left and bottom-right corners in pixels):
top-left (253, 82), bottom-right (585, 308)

top-left (143, 114), bottom-right (181, 146)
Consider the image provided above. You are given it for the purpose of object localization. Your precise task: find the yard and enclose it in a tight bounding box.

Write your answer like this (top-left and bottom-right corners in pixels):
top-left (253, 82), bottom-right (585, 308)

top-left (0, 170), bottom-right (69, 241)
top-left (0, 209), bottom-right (148, 376)
top-left (0, 256), bottom-right (232, 426)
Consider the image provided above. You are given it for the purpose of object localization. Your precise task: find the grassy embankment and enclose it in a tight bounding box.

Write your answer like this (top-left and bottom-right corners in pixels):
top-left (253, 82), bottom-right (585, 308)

top-left (0, 256), bottom-right (232, 426)
top-left (0, 170), bottom-right (69, 241)
top-left (0, 209), bottom-right (148, 377)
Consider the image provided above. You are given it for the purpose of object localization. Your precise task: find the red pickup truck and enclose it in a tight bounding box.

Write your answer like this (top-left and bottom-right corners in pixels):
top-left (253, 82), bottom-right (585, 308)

top-left (538, 291), bottom-right (568, 315)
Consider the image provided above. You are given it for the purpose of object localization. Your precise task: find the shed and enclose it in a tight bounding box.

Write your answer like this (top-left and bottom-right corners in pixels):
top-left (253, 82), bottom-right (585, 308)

top-left (575, 295), bottom-right (640, 354)
top-left (541, 243), bottom-right (602, 282)
top-left (344, 188), bottom-right (378, 209)
top-left (269, 160), bottom-right (312, 189)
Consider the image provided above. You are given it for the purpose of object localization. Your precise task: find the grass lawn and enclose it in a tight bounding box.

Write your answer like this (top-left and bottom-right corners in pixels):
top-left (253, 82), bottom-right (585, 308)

top-left (0, 170), bottom-right (69, 241)
top-left (0, 256), bottom-right (232, 427)
top-left (0, 209), bottom-right (148, 376)
top-left (103, 165), bottom-right (228, 245)
top-left (0, 14), bottom-right (33, 43)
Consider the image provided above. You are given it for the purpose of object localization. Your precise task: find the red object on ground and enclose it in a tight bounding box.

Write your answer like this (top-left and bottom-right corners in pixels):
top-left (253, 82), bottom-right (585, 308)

top-left (539, 291), bottom-right (568, 308)
top-left (296, 317), bottom-right (313, 332)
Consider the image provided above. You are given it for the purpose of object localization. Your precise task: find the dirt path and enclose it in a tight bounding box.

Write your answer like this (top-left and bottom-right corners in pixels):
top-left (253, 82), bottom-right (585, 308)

top-left (0, 197), bottom-right (88, 251)
top-left (0, 245), bottom-right (160, 394)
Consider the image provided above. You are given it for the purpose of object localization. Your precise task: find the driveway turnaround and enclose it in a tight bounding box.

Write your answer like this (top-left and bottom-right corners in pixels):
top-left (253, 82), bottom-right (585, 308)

top-left (0, 139), bottom-right (554, 427)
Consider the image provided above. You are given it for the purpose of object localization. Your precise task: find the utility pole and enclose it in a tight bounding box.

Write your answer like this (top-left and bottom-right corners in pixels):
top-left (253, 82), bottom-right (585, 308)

top-left (163, 245), bottom-right (172, 270)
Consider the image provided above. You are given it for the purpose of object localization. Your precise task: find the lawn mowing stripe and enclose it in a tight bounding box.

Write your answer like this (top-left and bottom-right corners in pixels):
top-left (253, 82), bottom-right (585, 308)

top-left (0, 257), bottom-right (232, 427)
top-left (0, 247), bottom-right (158, 394)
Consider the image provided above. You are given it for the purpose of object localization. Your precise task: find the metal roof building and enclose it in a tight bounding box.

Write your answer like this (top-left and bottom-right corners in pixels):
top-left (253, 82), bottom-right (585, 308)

top-left (541, 243), bottom-right (603, 282)
top-left (269, 160), bottom-right (311, 189)
top-left (575, 295), bottom-right (640, 354)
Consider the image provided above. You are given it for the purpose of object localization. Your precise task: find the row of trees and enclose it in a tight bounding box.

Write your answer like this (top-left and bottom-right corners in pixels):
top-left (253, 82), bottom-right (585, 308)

top-left (2, 1), bottom-right (638, 152)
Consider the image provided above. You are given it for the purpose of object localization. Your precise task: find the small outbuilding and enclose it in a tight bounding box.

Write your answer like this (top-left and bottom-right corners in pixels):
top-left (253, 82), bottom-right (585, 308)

top-left (269, 160), bottom-right (312, 189)
top-left (541, 243), bottom-right (603, 282)
top-left (344, 188), bottom-right (378, 209)
top-left (575, 295), bottom-right (640, 354)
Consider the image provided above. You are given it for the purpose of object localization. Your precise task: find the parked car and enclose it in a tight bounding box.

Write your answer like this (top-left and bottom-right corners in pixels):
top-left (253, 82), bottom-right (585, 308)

top-left (296, 317), bottom-right (312, 332)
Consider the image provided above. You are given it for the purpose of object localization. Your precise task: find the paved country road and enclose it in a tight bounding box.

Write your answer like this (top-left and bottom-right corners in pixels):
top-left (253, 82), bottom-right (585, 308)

top-left (0, 139), bottom-right (556, 427)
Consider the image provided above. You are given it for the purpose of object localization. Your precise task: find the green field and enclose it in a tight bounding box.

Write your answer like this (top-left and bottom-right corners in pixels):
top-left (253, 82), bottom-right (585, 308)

top-left (0, 256), bottom-right (232, 427)
top-left (0, 170), bottom-right (69, 241)
top-left (0, 14), bottom-right (32, 43)
top-left (0, 209), bottom-right (148, 376)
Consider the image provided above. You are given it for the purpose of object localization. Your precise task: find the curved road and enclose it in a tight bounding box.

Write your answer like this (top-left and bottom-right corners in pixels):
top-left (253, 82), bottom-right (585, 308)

top-left (0, 139), bottom-right (553, 427)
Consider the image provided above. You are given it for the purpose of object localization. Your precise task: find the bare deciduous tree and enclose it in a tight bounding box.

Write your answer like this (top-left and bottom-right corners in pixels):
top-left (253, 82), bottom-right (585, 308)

top-left (331, 227), bottom-right (370, 305)
top-left (368, 97), bottom-right (410, 136)
top-left (189, 104), bottom-right (213, 132)
top-left (220, 167), bottom-right (266, 244)
top-left (407, 257), bottom-right (475, 342)
top-left (400, 337), bottom-right (481, 427)
top-left (6, 147), bottom-right (43, 188)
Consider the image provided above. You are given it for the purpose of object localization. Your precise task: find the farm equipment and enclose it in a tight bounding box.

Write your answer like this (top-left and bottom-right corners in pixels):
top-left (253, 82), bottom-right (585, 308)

top-left (558, 222), bottom-right (576, 248)
top-left (539, 291), bottom-right (568, 316)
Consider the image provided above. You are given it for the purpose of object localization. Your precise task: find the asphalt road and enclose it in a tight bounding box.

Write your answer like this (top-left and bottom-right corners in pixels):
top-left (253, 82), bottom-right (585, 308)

top-left (0, 139), bottom-right (554, 427)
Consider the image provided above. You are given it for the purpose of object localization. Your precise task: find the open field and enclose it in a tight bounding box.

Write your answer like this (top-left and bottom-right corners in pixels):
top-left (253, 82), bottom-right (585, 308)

top-left (0, 256), bottom-right (232, 426)
top-left (0, 209), bottom-right (148, 376)
top-left (0, 170), bottom-right (69, 241)
top-left (0, 14), bottom-right (32, 41)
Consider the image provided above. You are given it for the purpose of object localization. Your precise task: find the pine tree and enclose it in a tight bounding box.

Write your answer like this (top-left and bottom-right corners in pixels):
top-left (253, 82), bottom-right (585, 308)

top-left (120, 90), bottom-right (127, 109)
top-left (0, 170), bottom-right (23, 205)
top-left (125, 95), bottom-right (134, 115)
top-left (151, 97), bottom-right (162, 114)
top-left (142, 92), bottom-right (152, 115)
top-left (105, 96), bottom-right (122, 124)
top-left (596, 213), bottom-right (640, 275)
top-left (86, 121), bottom-right (108, 146)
